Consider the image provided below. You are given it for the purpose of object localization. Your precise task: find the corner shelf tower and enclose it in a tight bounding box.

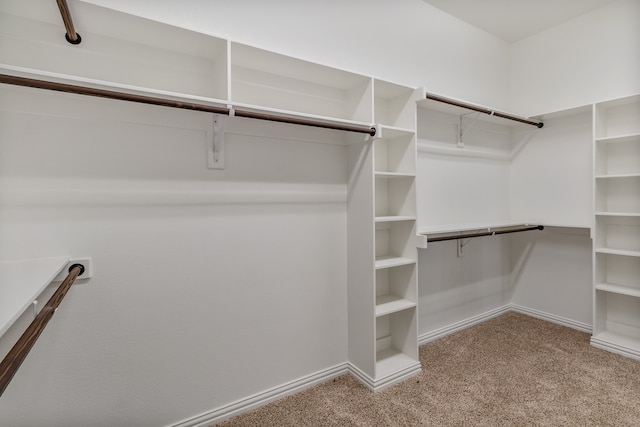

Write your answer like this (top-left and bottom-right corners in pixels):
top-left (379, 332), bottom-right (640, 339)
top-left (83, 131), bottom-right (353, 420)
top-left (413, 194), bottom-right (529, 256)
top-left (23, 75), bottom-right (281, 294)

top-left (591, 94), bottom-right (640, 360)
top-left (347, 82), bottom-right (422, 390)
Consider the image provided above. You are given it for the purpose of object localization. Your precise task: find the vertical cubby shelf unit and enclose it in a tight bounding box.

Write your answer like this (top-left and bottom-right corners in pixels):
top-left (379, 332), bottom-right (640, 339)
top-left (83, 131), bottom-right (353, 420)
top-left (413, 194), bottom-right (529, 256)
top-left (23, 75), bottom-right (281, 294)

top-left (591, 94), bottom-right (640, 359)
top-left (348, 83), bottom-right (422, 391)
top-left (1, 1), bottom-right (422, 391)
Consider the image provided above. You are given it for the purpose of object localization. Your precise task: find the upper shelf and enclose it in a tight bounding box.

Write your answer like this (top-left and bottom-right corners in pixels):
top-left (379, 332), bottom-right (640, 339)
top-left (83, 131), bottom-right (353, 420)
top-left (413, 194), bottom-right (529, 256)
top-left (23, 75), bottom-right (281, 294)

top-left (230, 42), bottom-right (373, 123)
top-left (0, 256), bottom-right (69, 338)
top-left (0, 3), bottom-right (229, 100)
top-left (0, 1), bottom-right (425, 133)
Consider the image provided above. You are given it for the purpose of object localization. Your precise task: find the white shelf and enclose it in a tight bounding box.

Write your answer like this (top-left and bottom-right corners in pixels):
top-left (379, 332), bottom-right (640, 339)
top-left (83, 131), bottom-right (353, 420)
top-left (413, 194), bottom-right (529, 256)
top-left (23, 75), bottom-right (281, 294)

top-left (595, 248), bottom-right (640, 257)
top-left (419, 222), bottom-right (525, 235)
top-left (596, 283), bottom-right (640, 298)
top-left (375, 347), bottom-right (419, 379)
top-left (375, 295), bottom-right (416, 317)
top-left (595, 133), bottom-right (640, 143)
top-left (375, 256), bottom-right (416, 270)
top-left (596, 212), bottom-right (640, 217)
top-left (375, 216), bottom-right (416, 223)
top-left (596, 173), bottom-right (640, 179)
top-left (0, 256), bottom-right (69, 337)
top-left (374, 172), bottom-right (415, 178)
top-left (230, 42), bottom-right (373, 122)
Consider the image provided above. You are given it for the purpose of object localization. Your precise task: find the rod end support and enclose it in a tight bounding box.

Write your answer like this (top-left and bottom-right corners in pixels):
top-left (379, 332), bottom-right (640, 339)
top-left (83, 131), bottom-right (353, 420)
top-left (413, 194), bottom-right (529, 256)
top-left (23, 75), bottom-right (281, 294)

top-left (69, 263), bottom-right (85, 276)
top-left (65, 32), bottom-right (82, 45)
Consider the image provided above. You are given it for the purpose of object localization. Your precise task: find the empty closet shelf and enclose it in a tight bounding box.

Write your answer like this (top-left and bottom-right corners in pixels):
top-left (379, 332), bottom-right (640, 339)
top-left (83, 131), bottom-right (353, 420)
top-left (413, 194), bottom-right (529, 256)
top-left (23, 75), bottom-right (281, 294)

top-left (375, 216), bottom-right (416, 223)
top-left (375, 295), bottom-right (416, 317)
top-left (595, 283), bottom-right (640, 298)
top-left (375, 256), bottom-right (416, 270)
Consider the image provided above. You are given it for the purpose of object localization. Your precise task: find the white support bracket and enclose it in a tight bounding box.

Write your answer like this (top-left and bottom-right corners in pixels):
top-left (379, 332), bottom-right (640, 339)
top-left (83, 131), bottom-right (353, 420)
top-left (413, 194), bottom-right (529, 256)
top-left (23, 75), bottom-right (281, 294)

top-left (366, 123), bottom-right (382, 142)
top-left (457, 238), bottom-right (471, 257)
top-left (208, 113), bottom-right (227, 169)
top-left (457, 111), bottom-right (482, 148)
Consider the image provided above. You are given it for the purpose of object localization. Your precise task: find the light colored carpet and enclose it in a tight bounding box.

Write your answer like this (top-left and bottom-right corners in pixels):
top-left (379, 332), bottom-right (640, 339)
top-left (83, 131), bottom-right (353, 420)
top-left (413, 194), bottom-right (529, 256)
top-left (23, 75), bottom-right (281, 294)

top-left (216, 312), bottom-right (640, 426)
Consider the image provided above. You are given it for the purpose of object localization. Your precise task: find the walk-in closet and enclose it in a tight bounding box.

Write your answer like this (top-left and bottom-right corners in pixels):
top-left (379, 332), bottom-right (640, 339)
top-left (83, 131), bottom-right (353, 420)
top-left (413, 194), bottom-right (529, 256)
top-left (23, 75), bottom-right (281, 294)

top-left (1, 0), bottom-right (639, 426)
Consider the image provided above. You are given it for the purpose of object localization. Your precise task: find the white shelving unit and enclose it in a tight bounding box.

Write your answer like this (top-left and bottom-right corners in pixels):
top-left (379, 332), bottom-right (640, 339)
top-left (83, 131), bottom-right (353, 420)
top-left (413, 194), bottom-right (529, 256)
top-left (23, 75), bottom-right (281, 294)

top-left (2, 1), bottom-right (423, 391)
top-left (0, 257), bottom-right (69, 337)
top-left (415, 95), bottom-right (593, 233)
top-left (347, 82), bottom-right (421, 391)
top-left (591, 94), bottom-right (640, 360)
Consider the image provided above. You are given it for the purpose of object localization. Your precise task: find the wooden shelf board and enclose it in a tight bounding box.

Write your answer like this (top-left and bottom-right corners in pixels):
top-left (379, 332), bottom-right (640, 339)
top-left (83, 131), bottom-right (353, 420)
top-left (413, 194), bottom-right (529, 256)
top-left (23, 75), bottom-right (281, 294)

top-left (376, 348), bottom-right (418, 379)
top-left (0, 256), bottom-right (70, 337)
top-left (375, 256), bottom-right (416, 270)
top-left (595, 247), bottom-right (640, 257)
top-left (596, 283), bottom-right (640, 298)
top-left (595, 173), bottom-right (640, 179)
top-left (375, 295), bottom-right (417, 317)
top-left (595, 133), bottom-right (640, 143)
top-left (374, 172), bottom-right (415, 178)
top-left (375, 216), bottom-right (416, 223)
top-left (595, 212), bottom-right (640, 217)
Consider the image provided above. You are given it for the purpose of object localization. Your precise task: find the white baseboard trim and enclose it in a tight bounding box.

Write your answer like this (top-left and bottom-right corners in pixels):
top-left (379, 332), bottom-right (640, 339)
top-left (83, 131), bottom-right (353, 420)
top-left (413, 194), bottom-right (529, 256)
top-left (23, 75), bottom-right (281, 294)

top-left (348, 361), bottom-right (422, 392)
top-left (172, 363), bottom-right (349, 427)
top-left (418, 304), bottom-right (592, 347)
top-left (591, 337), bottom-right (640, 361)
top-left (175, 305), bottom-right (592, 426)
top-left (509, 304), bottom-right (592, 333)
top-left (418, 305), bottom-right (511, 346)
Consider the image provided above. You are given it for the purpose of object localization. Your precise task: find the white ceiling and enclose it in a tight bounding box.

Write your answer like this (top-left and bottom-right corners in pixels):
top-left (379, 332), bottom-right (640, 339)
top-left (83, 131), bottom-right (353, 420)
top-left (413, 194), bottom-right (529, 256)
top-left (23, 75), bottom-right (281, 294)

top-left (422, 0), bottom-right (620, 42)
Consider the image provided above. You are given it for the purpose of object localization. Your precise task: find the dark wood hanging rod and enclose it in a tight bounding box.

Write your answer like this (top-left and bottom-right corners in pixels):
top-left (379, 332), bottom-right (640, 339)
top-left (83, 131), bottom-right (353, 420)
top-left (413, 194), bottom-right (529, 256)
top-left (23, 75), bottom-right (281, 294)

top-left (56, 0), bottom-right (81, 44)
top-left (0, 74), bottom-right (377, 136)
top-left (426, 224), bottom-right (544, 243)
top-left (233, 108), bottom-right (377, 136)
top-left (425, 93), bottom-right (544, 128)
top-left (0, 264), bottom-right (84, 397)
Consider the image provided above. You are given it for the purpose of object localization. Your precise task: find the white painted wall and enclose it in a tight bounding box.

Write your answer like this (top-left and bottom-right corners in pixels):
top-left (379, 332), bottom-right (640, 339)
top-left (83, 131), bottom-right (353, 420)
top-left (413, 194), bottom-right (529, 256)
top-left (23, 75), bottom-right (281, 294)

top-left (0, 85), bottom-right (349, 426)
top-left (510, 0), bottom-right (640, 116)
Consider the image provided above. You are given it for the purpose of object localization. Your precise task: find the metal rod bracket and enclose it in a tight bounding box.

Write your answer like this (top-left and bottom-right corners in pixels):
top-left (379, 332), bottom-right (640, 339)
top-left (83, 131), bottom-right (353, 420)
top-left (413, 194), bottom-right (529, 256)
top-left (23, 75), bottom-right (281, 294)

top-left (457, 112), bottom-right (482, 148)
top-left (209, 114), bottom-right (226, 169)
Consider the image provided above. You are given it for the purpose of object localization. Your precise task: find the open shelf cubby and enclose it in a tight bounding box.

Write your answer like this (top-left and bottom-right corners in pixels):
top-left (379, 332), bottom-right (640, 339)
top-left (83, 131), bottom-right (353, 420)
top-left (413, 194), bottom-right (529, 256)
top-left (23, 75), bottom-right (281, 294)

top-left (230, 43), bottom-right (372, 122)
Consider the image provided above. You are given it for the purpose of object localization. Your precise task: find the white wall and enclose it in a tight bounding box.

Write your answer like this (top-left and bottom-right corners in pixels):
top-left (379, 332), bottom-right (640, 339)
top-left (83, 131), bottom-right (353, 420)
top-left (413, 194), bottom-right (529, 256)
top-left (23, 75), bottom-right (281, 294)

top-left (0, 85), bottom-right (348, 426)
top-left (510, 0), bottom-right (640, 116)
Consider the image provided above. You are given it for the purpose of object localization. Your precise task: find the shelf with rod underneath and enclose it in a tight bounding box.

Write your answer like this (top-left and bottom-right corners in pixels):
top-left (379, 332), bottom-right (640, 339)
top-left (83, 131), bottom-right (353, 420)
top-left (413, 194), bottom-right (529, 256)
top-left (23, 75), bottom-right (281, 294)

top-left (0, 256), bottom-right (69, 338)
top-left (421, 223), bottom-right (544, 243)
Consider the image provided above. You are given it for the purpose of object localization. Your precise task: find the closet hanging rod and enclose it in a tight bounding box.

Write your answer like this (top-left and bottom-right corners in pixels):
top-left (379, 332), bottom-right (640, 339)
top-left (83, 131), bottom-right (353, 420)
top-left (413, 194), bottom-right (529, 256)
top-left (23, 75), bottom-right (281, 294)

top-left (0, 264), bottom-right (84, 397)
top-left (56, 0), bottom-right (81, 44)
top-left (425, 93), bottom-right (544, 128)
top-left (233, 108), bottom-right (377, 136)
top-left (0, 74), bottom-right (377, 136)
top-left (426, 224), bottom-right (544, 242)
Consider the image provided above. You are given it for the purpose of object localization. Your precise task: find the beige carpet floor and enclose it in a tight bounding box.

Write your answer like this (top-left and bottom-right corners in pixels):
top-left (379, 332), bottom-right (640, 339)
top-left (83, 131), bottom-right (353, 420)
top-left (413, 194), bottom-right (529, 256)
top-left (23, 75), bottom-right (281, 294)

top-left (216, 312), bottom-right (640, 426)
